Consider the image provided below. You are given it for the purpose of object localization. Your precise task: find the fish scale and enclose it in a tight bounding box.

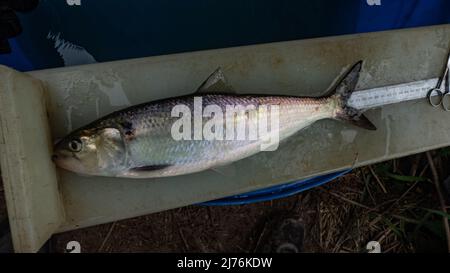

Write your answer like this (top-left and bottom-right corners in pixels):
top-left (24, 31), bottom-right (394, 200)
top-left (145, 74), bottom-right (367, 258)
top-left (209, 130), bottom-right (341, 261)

top-left (96, 95), bottom-right (335, 177)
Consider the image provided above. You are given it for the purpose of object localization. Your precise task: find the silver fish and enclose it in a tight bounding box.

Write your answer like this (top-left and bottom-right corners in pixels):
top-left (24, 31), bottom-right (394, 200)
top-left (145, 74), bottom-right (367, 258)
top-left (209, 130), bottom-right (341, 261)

top-left (52, 61), bottom-right (376, 178)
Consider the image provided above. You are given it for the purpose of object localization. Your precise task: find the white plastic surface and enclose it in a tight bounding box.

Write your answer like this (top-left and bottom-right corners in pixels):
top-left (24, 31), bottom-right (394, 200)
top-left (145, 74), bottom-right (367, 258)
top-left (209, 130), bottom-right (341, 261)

top-left (0, 67), bottom-right (65, 252)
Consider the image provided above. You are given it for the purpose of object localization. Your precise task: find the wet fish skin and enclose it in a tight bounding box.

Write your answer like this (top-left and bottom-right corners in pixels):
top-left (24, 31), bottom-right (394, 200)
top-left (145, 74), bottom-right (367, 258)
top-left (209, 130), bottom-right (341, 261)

top-left (52, 61), bottom-right (375, 178)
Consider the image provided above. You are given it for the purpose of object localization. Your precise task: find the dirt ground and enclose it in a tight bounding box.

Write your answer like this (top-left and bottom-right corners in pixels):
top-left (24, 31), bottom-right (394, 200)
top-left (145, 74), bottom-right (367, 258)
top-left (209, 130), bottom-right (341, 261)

top-left (1, 152), bottom-right (449, 253)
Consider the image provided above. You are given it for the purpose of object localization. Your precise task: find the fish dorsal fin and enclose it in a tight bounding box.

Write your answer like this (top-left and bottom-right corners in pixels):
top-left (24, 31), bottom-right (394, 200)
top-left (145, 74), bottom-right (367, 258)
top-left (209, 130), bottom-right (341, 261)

top-left (196, 67), bottom-right (236, 94)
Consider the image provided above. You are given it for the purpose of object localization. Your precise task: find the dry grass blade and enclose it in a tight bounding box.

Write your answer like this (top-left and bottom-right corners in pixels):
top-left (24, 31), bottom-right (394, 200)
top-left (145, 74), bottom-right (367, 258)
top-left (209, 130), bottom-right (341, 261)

top-left (410, 154), bottom-right (421, 177)
top-left (369, 165), bottom-right (388, 194)
top-left (426, 152), bottom-right (450, 253)
top-left (98, 221), bottom-right (116, 252)
top-left (178, 228), bottom-right (189, 252)
top-left (253, 221), bottom-right (268, 252)
top-left (325, 190), bottom-right (374, 211)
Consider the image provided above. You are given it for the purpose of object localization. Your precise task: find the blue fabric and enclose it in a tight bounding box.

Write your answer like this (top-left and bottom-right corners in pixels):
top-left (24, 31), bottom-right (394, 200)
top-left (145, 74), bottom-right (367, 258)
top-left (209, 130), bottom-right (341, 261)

top-left (356, 0), bottom-right (450, 33)
top-left (0, 39), bottom-right (34, 71)
top-left (1, 0), bottom-right (450, 71)
top-left (200, 169), bottom-right (351, 206)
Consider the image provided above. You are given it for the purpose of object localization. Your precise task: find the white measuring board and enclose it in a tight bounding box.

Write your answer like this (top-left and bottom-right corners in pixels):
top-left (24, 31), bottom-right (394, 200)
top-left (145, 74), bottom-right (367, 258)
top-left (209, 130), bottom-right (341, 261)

top-left (349, 78), bottom-right (440, 110)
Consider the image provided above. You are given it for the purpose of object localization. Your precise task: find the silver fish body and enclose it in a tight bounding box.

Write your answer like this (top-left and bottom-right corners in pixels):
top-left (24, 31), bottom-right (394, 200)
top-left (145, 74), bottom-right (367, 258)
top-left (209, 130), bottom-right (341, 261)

top-left (52, 62), bottom-right (376, 178)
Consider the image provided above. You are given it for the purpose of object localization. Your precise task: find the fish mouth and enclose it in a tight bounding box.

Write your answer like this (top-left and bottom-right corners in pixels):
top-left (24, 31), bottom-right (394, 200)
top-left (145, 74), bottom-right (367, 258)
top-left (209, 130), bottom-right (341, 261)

top-left (51, 153), bottom-right (83, 173)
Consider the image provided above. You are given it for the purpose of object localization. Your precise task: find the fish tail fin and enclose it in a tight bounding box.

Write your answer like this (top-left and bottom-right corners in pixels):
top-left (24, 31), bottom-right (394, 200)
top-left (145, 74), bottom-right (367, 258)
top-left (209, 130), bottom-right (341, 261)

top-left (327, 61), bottom-right (377, 131)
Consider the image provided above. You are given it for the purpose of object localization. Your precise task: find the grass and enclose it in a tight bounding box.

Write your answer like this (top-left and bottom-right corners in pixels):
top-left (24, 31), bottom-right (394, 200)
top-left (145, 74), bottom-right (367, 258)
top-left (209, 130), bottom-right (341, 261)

top-left (302, 150), bottom-right (450, 252)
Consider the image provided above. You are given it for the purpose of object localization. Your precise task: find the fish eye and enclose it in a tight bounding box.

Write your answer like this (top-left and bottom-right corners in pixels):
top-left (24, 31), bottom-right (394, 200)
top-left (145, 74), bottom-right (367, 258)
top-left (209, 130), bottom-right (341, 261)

top-left (68, 139), bottom-right (83, 152)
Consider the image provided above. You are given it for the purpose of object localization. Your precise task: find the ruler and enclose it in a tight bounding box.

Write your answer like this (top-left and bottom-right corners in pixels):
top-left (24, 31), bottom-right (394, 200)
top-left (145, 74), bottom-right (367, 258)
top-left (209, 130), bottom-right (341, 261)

top-left (348, 78), bottom-right (440, 110)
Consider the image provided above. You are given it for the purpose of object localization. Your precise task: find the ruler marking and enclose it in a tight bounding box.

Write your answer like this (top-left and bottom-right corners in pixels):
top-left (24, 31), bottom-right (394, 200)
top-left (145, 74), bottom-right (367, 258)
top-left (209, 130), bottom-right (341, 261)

top-left (348, 78), bottom-right (441, 110)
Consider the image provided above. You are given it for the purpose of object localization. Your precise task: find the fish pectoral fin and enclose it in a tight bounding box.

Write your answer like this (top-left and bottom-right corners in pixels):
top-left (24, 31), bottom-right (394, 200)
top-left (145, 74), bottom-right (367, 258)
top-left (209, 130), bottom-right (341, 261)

top-left (130, 164), bottom-right (171, 172)
top-left (195, 67), bottom-right (237, 94)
